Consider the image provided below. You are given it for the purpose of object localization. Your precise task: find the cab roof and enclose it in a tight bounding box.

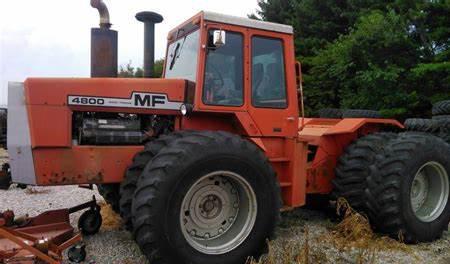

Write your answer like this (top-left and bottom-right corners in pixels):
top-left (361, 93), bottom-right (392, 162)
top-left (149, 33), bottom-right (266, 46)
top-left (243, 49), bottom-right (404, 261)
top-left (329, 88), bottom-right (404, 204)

top-left (202, 11), bottom-right (293, 34)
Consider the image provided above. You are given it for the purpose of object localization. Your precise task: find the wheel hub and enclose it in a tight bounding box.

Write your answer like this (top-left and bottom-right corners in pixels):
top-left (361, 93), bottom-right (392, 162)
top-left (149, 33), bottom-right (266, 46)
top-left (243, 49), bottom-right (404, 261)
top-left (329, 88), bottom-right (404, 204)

top-left (410, 161), bottom-right (449, 222)
top-left (183, 176), bottom-right (239, 240)
top-left (180, 171), bottom-right (257, 255)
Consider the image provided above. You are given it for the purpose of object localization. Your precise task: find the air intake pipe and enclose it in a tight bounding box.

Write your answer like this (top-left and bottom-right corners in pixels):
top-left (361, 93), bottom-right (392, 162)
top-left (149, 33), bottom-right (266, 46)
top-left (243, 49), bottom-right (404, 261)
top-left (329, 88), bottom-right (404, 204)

top-left (90, 0), bottom-right (118, 77)
top-left (136, 11), bottom-right (164, 78)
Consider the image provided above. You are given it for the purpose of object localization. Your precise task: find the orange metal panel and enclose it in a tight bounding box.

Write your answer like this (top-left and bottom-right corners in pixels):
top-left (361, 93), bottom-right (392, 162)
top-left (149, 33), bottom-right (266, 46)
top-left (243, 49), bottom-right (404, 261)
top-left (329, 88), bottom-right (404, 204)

top-left (27, 105), bottom-right (71, 147)
top-left (234, 112), bottom-right (262, 136)
top-left (285, 139), bottom-right (307, 206)
top-left (32, 146), bottom-right (143, 185)
top-left (324, 118), bottom-right (404, 135)
top-left (304, 133), bottom-right (355, 194)
top-left (24, 78), bottom-right (186, 106)
top-left (180, 113), bottom-right (239, 133)
top-left (250, 137), bottom-right (306, 207)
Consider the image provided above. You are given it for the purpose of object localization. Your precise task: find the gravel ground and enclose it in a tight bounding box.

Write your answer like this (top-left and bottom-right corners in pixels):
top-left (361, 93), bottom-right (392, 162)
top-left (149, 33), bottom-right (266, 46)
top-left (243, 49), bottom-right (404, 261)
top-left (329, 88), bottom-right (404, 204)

top-left (1, 148), bottom-right (450, 264)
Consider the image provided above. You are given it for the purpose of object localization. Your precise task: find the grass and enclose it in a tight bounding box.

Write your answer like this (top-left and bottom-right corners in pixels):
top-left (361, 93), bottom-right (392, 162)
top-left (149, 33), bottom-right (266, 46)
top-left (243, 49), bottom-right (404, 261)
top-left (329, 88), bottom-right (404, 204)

top-left (24, 187), bottom-right (51, 195)
top-left (99, 202), bottom-right (123, 231)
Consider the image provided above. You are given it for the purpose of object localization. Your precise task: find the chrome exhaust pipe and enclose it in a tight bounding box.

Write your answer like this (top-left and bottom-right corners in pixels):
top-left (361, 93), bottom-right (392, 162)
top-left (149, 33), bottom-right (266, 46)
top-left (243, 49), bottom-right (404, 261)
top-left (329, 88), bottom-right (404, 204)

top-left (90, 0), bottom-right (111, 29)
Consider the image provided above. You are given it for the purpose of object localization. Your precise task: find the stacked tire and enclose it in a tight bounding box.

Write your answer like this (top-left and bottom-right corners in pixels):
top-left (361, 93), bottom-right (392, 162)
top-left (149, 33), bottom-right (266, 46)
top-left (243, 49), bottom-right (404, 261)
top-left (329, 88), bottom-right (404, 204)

top-left (333, 131), bottom-right (450, 243)
top-left (403, 100), bottom-right (450, 144)
top-left (318, 108), bottom-right (381, 119)
top-left (432, 100), bottom-right (450, 143)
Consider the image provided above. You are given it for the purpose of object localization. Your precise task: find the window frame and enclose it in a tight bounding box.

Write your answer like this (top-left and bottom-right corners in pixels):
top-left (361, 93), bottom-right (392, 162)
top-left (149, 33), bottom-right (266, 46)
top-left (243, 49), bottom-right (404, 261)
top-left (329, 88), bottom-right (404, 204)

top-left (163, 28), bottom-right (201, 81)
top-left (250, 35), bottom-right (289, 109)
top-left (201, 29), bottom-right (245, 107)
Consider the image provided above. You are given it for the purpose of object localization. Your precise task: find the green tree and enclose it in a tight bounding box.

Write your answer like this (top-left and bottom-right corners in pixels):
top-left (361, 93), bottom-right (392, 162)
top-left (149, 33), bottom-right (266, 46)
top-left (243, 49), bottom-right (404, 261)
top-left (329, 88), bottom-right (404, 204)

top-left (118, 59), bottom-right (165, 78)
top-left (252, 0), bottom-right (450, 118)
top-left (308, 11), bottom-right (418, 117)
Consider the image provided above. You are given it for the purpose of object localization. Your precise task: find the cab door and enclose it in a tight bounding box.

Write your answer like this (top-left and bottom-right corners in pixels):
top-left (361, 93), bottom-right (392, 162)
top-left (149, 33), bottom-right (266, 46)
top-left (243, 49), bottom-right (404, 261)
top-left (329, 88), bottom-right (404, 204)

top-left (247, 29), bottom-right (299, 137)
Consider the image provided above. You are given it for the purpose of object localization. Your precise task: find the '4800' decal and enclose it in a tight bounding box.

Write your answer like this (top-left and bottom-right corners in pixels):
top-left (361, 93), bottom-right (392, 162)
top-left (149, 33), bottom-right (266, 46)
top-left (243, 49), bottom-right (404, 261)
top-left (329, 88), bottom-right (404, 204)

top-left (68, 92), bottom-right (183, 110)
top-left (70, 97), bottom-right (105, 105)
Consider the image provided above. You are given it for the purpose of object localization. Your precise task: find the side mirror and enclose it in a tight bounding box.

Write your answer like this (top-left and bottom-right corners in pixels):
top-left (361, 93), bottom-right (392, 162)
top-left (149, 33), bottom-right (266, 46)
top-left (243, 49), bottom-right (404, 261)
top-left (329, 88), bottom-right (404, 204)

top-left (213, 30), bottom-right (226, 47)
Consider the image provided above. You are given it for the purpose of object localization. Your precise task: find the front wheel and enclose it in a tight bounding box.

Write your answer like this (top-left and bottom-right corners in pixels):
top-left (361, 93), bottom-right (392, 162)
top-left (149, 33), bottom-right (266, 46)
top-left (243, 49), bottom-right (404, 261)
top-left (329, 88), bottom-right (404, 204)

top-left (132, 131), bottom-right (281, 264)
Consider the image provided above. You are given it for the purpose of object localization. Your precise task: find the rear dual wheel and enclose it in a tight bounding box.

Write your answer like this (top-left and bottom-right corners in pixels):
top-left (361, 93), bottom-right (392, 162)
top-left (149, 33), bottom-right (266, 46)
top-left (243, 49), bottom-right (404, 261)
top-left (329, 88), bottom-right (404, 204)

top-left (332, 132), bottom-right (396, 213)
top-left (131, 131), bottom-right (281, 264)
top-left (333, 132), bottom-right (450, 243)
top-left (365, 132), bottom-right (450, 242)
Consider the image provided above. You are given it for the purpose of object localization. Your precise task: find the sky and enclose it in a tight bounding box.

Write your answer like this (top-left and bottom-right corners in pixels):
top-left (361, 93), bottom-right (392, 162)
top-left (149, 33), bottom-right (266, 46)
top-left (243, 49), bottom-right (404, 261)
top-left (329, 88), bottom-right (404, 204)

top-left (0, 0), bottom-right (259, 106)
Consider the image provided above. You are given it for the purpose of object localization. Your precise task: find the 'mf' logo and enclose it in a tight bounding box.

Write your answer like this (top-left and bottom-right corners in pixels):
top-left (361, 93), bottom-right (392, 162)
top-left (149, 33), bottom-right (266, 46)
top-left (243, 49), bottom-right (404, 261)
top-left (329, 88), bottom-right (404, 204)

top-left (69, 92), bottom-right (181, 110)
top-left (134, 94), bottom-right (167, 107)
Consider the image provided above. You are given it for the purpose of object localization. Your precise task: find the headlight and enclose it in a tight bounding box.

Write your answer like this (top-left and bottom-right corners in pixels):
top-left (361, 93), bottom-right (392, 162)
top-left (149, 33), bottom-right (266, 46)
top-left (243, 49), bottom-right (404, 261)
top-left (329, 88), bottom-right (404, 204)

top-left (180, 104), bottom-right (193, 116)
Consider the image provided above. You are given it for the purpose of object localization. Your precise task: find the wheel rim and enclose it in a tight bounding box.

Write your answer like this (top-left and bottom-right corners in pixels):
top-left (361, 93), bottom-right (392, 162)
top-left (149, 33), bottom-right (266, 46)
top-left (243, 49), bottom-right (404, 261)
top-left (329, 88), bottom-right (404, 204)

top-left (410, 161), bottom-right (449, 222)
top-left (180, 171), bottom-right (257, 255)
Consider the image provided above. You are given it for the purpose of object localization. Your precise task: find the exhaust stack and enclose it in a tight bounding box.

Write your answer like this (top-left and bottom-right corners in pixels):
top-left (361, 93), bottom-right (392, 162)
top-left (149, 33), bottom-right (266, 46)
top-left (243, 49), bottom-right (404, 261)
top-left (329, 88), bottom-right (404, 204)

top-left (90, 0), bottom-right (111, 29)
top-left (90, 0), bottom-right (118, 77)
top-left (136, 11), bottom-right (163, 78)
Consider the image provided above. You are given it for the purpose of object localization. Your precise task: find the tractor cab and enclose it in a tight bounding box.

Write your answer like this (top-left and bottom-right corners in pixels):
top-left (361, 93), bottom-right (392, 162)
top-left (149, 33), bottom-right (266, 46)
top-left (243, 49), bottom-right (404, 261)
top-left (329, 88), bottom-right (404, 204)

top-left (165, 11), bottom-right (300, 137)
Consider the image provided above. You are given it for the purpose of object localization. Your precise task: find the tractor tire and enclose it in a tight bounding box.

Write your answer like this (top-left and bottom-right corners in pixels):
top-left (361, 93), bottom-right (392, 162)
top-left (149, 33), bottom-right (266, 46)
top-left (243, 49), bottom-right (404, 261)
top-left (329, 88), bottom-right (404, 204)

top-left (435, 119), bottom-right (450, 143)
top-left (432, 100), bottom-right (450, 116)
top-left (119, 133), bottom-right (183, 230)
top-left (332, 133), bottom-right (396, 213)
top-left (404, 118), bottom-right (440, 133)
top-left (318, 108), bottom-right (343, 119)
top-left (365, 132), bottom-right (450, 243)
top-left (97, 184), bottom-right (120, 214)
top-left (132, 131), bottom-right (281, 264)
top-left (342, 109), bottom-right (381, 118)
top-left (433, 115), bottom-right (450, 121)
top-left (405, 118), bottom-right (450, 144)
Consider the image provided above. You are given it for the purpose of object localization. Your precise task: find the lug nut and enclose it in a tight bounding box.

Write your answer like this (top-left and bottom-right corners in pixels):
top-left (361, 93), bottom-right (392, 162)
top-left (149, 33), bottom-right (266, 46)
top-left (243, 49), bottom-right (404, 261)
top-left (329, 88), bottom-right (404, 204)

top-left (204, 233), bottom-right (210, 239)
top-left (190, 230), bottom-right (196, 236)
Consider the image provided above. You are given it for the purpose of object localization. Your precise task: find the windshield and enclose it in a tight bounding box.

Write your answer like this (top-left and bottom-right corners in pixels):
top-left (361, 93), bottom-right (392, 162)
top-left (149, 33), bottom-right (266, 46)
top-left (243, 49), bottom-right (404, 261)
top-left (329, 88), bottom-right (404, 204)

top-left (164, 30), bottom-right (200, 82)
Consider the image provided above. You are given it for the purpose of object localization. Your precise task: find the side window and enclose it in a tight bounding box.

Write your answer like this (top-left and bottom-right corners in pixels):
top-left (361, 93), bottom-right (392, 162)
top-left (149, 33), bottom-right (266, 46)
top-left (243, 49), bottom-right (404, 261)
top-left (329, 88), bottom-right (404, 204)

top-left (251, 37), bottom-right (287, 108)
top-left (203, 31), bottom-right (243, 106)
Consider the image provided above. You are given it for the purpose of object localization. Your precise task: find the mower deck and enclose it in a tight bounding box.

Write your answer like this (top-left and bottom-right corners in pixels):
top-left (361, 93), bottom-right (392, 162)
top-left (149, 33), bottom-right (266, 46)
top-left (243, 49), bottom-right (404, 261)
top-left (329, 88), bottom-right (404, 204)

top-left (0, 197), bottom-right (99, 263)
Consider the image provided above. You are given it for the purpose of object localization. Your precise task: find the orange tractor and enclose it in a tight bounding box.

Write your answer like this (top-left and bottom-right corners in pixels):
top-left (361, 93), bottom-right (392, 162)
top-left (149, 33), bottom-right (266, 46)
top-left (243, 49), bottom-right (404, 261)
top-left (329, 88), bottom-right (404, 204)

top-left (4, 2), bottom-right (450, 263)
